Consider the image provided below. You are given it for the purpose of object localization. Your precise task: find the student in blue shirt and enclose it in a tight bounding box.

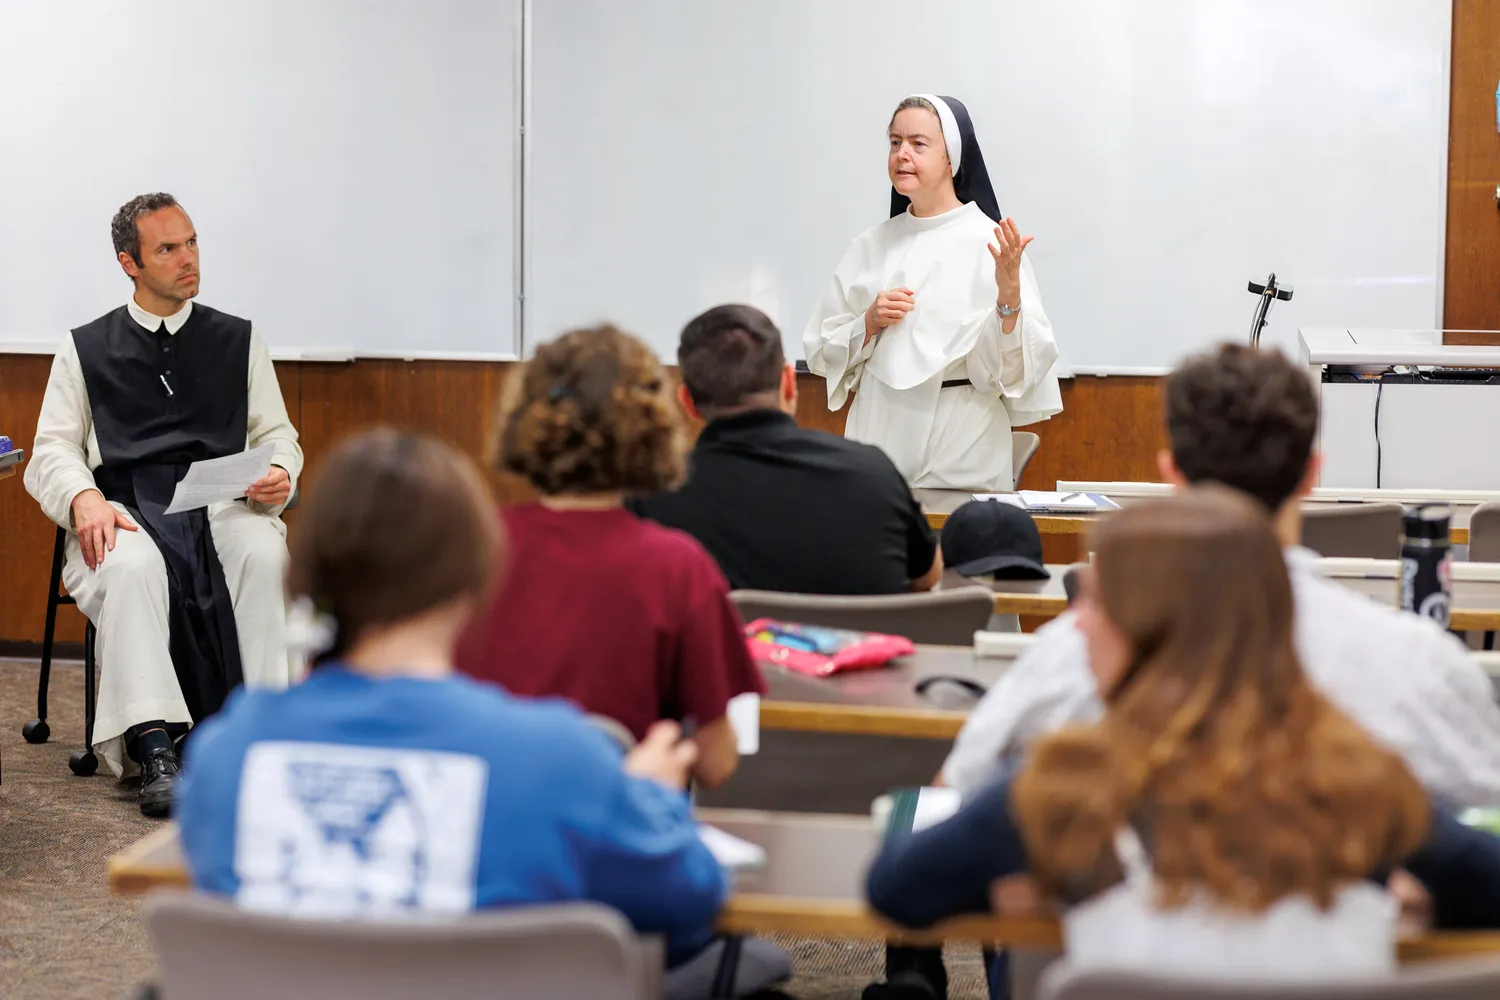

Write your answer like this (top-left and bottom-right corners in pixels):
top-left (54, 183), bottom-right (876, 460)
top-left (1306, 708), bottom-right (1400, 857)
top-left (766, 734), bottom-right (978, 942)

top-left (176, 428), bottom-right (788, 995)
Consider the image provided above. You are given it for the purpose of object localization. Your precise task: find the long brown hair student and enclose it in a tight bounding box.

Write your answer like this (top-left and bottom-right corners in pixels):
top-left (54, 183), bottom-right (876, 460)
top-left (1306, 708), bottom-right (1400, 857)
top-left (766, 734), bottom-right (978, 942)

top-left (1014, 489), bottom-right (1429, 920)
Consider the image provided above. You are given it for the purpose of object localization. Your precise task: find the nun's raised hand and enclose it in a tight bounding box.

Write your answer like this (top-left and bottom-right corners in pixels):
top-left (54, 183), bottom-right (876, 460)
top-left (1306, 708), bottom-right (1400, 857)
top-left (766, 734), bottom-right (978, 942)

top-left (988, 218), bottom-right (1034, 309)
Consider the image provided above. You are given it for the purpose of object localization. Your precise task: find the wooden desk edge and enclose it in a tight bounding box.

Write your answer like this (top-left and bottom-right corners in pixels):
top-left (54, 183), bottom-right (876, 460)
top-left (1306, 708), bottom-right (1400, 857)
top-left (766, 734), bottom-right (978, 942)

top-left (108, 824), bottom-right (191, 895)
top-left (992, 594), bottom-right (1068, 618)
top-left (719, 894), bottom-right (1062, 949)
top-left (926, 511), bottom-right (1095, 536)
top-left (993, 599), bottom-right (1500, 632)
top-left (760, 700), bottom-right (965, 739)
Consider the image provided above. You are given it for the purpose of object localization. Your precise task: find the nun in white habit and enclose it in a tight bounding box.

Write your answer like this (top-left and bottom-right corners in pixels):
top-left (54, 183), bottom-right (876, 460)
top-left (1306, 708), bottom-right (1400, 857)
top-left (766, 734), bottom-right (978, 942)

top-left (803, 94), bottom-right (1062, 491)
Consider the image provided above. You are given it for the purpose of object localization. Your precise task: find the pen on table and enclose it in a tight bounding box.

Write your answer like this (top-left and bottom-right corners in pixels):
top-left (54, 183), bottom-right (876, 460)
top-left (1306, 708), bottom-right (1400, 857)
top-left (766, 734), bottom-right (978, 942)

top-left (1059, 492), bottom-right (1082, 503)
top-left (159, 374), bottom-right (175, 398)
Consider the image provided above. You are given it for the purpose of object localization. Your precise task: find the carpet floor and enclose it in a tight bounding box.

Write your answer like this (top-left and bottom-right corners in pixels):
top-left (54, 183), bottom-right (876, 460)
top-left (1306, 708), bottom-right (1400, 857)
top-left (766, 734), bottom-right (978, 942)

top-left (0, 658), bottom-right (987, 999)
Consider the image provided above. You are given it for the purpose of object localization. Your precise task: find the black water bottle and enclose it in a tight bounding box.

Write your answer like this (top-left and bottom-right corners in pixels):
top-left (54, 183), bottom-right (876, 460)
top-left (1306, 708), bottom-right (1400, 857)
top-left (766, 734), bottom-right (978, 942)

top-left (1399, 504), bottom-right (1452, 627)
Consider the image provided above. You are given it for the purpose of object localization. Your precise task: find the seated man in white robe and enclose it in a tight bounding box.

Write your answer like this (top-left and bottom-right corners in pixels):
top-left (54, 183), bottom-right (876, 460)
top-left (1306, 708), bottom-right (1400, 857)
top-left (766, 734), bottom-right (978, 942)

top-left (25, 192), bottom-right (301, 817)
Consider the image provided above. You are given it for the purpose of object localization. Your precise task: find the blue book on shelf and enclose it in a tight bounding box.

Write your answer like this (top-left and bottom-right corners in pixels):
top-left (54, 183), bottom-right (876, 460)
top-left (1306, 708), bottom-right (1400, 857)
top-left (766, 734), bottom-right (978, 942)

top-left (0, 436), bottom-right (11, 455)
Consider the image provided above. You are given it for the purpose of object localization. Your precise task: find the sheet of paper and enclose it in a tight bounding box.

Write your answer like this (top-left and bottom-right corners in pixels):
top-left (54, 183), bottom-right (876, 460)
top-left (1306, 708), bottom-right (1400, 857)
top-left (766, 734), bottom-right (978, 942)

top-left (871, 786), bottom-right (963, 836)
top-left (698, 825), bottom-right (767, 872)
top-left (970, 492), bottom-right (1027, 508)
top-left (726, 692), bottom-right (760, 755)
top-left (163, 443), bottom-right (275, 515)
top-left (1020, 490), bottom-right (1099, 509)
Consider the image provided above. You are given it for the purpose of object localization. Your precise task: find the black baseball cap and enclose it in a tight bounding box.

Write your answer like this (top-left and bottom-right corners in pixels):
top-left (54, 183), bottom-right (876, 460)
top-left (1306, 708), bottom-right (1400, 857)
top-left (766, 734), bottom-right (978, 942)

top-left (941, 500), bottom-right (1048, 579)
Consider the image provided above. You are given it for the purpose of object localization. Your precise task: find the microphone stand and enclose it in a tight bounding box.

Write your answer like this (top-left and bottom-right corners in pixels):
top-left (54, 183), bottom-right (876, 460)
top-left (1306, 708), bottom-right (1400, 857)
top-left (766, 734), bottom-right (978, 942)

top-left (1247, 273), bottom-right (1294, 348)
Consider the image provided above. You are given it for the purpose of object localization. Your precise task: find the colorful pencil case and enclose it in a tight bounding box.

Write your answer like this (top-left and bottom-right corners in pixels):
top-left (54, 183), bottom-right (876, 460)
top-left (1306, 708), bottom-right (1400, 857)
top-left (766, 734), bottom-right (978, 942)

top-left (743, 619), bottom-right (915, 677)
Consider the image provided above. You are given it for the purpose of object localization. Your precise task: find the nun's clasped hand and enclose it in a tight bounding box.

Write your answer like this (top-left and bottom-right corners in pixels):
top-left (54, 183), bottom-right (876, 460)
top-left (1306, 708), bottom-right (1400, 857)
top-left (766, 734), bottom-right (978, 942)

top-left (863, 286), bottom-right (916, 344)
top-left (989, 217), bottom-right (1034, 308)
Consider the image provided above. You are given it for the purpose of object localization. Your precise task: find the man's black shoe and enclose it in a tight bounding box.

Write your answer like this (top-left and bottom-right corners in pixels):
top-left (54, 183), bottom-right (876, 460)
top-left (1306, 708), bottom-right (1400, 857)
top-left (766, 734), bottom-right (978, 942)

top-left (138, 746), bottom-right (181, 819)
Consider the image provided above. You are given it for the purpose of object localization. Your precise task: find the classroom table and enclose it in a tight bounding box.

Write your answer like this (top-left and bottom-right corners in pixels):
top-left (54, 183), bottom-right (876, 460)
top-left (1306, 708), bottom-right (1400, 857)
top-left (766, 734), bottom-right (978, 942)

top-left (106, 814), bottom-right (1500, 961)
top-left (917, 489), bottom-right (1480, 545)
top-left (981, 565), bottom-right (1500, 631)
top-left (759, 644), bottom-right (1011, 740)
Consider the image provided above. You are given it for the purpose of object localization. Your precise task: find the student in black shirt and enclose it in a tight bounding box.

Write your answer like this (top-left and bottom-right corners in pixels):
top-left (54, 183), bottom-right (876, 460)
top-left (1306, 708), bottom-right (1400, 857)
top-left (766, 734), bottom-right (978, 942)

top-left (630, 304), bottom-right (941, 595)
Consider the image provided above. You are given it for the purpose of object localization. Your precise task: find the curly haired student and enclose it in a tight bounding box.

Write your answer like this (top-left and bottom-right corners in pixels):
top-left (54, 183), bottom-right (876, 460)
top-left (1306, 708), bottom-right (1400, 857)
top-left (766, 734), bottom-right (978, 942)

top-left (456, 324), bottom-right (765, 790)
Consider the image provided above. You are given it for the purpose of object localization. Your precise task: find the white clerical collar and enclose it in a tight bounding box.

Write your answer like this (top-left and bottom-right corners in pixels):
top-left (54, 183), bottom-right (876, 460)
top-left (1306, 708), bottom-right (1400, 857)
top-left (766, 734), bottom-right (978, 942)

top-left (902, 201), bottom-right (973, 232)
top-left (127, 297), bottom-right (193, 335)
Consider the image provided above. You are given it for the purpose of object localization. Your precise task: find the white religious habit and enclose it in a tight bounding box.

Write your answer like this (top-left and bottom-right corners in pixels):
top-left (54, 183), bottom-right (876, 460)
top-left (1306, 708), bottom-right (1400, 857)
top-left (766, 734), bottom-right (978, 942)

top-left (804, 201), bottom-right (1063, 491)
top-left (25, 298), bottom-right (303, 777)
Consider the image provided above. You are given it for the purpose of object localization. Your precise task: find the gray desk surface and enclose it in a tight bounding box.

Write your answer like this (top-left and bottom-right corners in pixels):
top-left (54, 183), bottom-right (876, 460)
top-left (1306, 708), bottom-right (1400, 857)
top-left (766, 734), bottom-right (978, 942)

top-left (759, 644), bottom-right (1011, 738)
top-left (761, 645), bottom-right (1007, 712)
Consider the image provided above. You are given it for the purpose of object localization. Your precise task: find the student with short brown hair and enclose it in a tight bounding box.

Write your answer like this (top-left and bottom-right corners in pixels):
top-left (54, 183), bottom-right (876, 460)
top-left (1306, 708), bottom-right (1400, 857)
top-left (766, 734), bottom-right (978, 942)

top-left (175, 429), bottom-right (733, 970)
top-left (457, 325), bottom-right (765, 790)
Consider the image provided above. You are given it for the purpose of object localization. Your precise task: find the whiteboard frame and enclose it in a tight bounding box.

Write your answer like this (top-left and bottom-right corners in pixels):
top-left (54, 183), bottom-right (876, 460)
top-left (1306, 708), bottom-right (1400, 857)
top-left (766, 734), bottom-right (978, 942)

top-left (518, 0), bottom-right (534, 358)
top-left (1432, 9), bottom-right (1453, 332)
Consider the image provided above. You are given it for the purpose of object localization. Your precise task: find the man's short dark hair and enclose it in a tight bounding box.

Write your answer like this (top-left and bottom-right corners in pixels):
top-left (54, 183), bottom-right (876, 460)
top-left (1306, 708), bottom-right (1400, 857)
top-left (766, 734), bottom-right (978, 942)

top-left (677, 304), bottom-right (786, 412)
top-left (1164, 343), bottom-right (1319, 512)
top-left (111, 192), bottom-right (179, 266)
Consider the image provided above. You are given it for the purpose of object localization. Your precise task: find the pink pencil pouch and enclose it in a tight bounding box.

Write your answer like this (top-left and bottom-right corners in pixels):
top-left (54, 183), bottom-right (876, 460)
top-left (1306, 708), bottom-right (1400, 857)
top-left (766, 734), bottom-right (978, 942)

top-left (744, 619), bottom-right (915, 678)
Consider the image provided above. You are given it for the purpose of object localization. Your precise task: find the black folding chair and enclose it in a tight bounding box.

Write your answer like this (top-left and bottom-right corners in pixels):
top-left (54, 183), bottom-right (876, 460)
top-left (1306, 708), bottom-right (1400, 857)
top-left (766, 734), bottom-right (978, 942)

top-left (21, 526), bottom-right (99, 776)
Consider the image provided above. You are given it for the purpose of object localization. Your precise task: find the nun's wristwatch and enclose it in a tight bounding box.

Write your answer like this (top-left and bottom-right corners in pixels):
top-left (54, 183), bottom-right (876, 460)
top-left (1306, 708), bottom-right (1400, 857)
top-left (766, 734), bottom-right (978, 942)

top-left (997, 301), bottom-right (1021, 318)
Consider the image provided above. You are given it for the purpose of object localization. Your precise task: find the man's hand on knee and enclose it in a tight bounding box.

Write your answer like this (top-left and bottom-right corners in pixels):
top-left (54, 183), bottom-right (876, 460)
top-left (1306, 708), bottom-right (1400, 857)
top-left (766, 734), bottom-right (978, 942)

top-left (71, 489), bottom-right (139, 571)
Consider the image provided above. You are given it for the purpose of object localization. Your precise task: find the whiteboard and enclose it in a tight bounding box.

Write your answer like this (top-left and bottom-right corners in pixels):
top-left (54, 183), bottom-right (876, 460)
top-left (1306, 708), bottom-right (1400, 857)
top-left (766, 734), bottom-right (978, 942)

top-left (527, 0), bottom-right (1450, 373)
top-left (0, 1), bottom-right (521, 360)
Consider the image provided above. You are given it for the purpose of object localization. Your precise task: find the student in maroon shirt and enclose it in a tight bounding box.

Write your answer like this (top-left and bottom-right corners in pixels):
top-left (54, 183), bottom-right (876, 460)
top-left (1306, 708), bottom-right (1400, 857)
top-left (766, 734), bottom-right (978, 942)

top-left (456, 324), bottom-right (765, 790)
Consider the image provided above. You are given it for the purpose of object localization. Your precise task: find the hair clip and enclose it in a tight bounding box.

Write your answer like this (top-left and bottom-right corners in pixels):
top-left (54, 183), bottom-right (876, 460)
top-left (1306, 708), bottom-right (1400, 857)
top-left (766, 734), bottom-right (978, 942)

top-left (548, 384), bottom-right (572, 401)
top-left (285, 595), bottom-right (337, 658)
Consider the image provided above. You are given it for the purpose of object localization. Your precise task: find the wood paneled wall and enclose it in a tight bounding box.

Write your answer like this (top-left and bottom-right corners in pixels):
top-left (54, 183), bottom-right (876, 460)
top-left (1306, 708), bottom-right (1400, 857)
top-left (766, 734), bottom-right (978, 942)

top-left (794, 373), bottom-right (1166, 491)
top-left (0, 361), bottom-right (1160, 645)
top-left (1443, 0), bottom-right (1500, 331)
top-left (0, 358), bottom-right (538, 647)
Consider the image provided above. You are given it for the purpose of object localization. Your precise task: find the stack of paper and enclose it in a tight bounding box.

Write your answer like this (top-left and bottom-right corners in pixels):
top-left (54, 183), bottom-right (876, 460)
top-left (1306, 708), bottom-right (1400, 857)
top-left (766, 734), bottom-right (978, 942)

top-left (1016, 491), bottom-right (1121, 512)
top-left (699, 825), bottom-right (768, 872)
top-left (164, 443), bottom-right (275, 515)
top-left (969, 493), bottom-right (1028, 508)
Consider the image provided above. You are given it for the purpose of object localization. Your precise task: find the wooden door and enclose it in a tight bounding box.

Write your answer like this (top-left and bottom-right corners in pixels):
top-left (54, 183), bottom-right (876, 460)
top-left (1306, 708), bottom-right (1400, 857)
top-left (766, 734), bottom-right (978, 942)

top-left (1444, 0), bottom-right (1500, 335)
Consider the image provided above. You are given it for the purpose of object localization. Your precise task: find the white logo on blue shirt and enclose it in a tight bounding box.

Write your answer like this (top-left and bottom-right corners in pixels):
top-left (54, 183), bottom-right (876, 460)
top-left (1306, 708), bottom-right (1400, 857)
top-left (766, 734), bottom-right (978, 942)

top-left (232, 741), bottom-right (487, 918)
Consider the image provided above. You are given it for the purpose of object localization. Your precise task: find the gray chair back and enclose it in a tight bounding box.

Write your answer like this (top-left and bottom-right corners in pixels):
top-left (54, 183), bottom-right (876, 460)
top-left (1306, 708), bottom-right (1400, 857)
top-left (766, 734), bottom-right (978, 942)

top-left (1038, 957), bottom-right (1500, 1000)
top-left (145, 892), bottom-right (662, 1000)
top-left (730, 586), bottom-right (995, 645)
top-left (1468, 502), bottom-right (1500, 563)
top-left (1012, 430), bottom-right (1041, 485)
top-left (1300, 502), bottom-right (1405, 558)
top-left (588, 713), bottom-right (638, 750)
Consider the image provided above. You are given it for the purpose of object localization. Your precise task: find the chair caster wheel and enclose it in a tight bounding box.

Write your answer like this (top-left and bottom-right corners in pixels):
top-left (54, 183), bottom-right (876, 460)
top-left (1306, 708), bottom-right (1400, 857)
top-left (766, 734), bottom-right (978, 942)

top-left (22, 719), bottom-right (50, 744)
top-left (68, 750), bottom-right (98, 776)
